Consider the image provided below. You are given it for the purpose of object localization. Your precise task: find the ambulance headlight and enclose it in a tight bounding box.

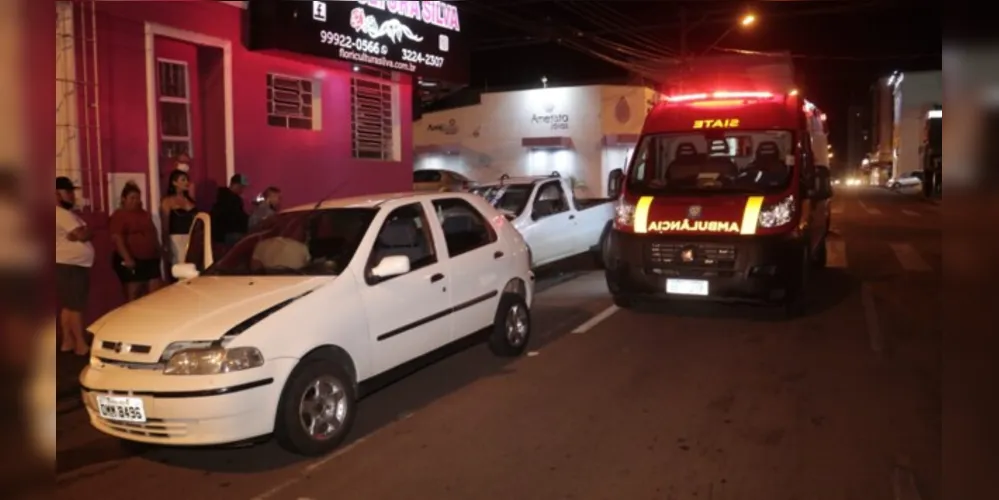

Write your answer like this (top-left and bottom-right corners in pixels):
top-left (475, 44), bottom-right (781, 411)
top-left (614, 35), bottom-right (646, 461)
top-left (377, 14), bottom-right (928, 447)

top-left (758, 195), bottom-right (795, 228)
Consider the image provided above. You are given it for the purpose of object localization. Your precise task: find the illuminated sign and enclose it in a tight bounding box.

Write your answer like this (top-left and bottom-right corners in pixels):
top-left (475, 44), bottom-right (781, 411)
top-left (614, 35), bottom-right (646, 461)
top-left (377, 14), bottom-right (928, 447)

top-left (693, 118), bottom-right (740, 129)
top-left (247, 0), bottom-right (469, 83)
top-left (647, 220), bottom-right (741, 233)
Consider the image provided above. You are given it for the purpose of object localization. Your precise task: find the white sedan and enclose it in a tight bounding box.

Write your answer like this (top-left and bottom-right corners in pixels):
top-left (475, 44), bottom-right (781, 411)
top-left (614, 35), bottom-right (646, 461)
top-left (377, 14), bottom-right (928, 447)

top-left (80, 192), bottom-right (534, 456)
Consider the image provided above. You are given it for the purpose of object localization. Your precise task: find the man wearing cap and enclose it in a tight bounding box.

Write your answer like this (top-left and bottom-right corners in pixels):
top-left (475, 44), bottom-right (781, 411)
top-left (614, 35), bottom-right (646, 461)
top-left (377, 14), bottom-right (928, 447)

top-left (210, 173), bottom-right (250, 250)
top-left (54, 177), bottom-right (93, 355)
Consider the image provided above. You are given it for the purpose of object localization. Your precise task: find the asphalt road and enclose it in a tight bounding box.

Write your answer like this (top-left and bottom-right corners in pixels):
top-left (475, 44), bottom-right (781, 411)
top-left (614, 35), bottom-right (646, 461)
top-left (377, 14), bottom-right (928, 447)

top-left (56, 187), bottom-right (940, 500)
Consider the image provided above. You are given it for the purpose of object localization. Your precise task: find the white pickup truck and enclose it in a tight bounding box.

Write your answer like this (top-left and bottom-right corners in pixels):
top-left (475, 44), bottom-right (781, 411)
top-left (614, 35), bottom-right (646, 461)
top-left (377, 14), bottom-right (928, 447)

top-left (470, 174), bottom-right (615, 268)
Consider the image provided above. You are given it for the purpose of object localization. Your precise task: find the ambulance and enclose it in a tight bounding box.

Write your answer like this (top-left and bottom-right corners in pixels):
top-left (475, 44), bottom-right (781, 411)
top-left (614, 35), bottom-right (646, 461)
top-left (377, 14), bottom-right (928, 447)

top-left (604, 89), bottom-right (833, 313)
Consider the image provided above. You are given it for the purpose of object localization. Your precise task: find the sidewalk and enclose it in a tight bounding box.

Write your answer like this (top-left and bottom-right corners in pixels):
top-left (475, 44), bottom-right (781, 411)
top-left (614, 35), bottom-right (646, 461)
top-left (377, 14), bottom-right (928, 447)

top-left (57, 351), bottom-right (87, 401)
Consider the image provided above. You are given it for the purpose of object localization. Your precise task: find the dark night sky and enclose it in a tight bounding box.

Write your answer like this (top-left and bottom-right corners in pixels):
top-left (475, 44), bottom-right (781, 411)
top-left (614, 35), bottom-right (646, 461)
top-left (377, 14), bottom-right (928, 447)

top-left (451, 1), bottom-right (941, 155)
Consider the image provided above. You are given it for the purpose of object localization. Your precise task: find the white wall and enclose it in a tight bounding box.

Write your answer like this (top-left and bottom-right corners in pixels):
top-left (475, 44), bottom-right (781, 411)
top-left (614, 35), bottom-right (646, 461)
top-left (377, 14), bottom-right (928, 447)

top-left (892, 71), bottom-right (942, 178)
top-left (415, 84), bottom-right (650, 196)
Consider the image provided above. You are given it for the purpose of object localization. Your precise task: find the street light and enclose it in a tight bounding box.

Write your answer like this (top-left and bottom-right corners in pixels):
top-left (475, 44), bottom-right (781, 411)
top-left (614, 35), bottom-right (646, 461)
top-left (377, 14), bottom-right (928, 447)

top-left (541, 76), bottom-right (548, 88)
top-left (701, 12), bottom-right (758, 56)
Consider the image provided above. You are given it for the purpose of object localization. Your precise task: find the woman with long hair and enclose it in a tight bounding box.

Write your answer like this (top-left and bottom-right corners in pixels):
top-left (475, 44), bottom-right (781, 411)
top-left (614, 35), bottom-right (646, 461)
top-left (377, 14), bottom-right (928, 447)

top-left (110, 182), bottom-right (163, 301)
top-left (160, 169), bottom-right (198, 266)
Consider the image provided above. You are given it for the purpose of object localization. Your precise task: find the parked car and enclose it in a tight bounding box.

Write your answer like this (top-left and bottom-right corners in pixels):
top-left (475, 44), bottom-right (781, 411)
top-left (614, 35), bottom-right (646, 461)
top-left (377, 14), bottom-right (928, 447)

top-left (413, 168), bottom-right (472, 192)
top-left (886, 170), bottom-right (924, 190)
top-left (79, 192), bottom-right (534, 456)
top-left (470, 173), bottom-right (616, 268)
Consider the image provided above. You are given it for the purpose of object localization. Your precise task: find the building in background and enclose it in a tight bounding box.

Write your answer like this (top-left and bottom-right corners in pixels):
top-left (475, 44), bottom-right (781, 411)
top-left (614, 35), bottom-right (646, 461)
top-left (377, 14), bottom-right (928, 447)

top-left (845, 104), bottom-right (869, 176)
top-left (55, 0), bottom-right (465, 318)
top-left (867, 70), bottom-right (942, 183)
top-left (868, 75), bottom-right (895, 183)
top-left (414, 84), bottom-right (657, 196)
top-left (890, 71), bottom-right (942, 180)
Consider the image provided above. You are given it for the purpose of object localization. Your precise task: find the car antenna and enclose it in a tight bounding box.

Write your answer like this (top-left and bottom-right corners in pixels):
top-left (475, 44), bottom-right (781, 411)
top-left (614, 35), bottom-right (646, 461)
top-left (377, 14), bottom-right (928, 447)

top-left (499, 173), bottom-right (510, 186)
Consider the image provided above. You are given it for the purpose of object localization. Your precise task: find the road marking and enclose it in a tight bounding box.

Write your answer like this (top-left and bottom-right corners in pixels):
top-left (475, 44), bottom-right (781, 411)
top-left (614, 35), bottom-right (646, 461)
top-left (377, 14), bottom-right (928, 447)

top-left (831, 206), bottom-right (844, 215)
top-left (890, 243), bottom-right (932, 272)
top-left (571, 305), bottom-right (620, 334)
top-left (826, 240), bottom-right (847, 268)
top-left (861, 284), bottom-right (884, 354)
top-left (902, 209), bottom-right (920, 217)
top-left (858, 201), bottom-right (882, 215)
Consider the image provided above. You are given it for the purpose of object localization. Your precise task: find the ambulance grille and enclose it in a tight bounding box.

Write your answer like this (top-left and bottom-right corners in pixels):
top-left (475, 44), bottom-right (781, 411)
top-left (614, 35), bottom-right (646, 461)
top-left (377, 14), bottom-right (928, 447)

top-left (645, 242), bottom-right (737, 269)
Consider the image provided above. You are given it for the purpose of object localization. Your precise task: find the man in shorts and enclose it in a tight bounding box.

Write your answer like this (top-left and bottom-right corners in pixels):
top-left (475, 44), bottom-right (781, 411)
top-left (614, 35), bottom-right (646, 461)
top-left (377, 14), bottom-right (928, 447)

top-left (55, 177), bottom-right (94, 355)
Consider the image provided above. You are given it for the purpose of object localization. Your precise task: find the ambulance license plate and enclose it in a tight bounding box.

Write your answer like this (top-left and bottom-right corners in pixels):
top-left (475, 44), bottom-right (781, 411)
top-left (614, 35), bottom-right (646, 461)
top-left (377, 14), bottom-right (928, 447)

top-left (666, 279), bottom-right (709, 296)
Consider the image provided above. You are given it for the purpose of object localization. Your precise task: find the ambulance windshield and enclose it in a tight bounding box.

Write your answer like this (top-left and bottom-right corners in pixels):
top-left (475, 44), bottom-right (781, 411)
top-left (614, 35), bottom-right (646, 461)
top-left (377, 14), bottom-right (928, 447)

top-left (625, 131), bottom-right (794, 195)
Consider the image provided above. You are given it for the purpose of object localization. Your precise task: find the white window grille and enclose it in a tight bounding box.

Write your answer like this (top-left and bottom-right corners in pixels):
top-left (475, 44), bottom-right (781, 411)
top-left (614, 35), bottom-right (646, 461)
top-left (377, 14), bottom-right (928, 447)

top-left (157, 59), bottom-right (193, 159)
top-left (351, 76), bottom-right (394, 160)
top-left (267, 73), bottom-right (316, 130)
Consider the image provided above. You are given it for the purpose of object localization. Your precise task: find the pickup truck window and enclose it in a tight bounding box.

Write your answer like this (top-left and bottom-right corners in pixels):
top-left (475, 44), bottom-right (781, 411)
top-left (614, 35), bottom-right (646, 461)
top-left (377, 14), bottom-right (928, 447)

top-left (432, 198), bottom-right (496, 258)
top-left (533, 181), bottom-right (570, 218)
top-left (367, 203), bottom-right (438, 280)
top-left (471, 184), bottom-right (533, 217)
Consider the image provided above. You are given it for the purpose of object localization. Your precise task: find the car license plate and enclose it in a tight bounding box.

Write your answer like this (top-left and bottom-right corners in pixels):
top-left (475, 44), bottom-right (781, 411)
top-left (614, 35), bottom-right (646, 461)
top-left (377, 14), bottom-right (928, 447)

top-left (666, 279), bottom-right (709, 296)
top-left (96, 395), bottom-right (147, 423)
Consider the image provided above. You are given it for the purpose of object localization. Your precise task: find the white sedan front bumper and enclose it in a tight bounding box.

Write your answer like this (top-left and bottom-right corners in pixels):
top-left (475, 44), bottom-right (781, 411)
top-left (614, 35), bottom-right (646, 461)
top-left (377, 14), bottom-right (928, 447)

top-left (79, 358), bottom-right (298, 446)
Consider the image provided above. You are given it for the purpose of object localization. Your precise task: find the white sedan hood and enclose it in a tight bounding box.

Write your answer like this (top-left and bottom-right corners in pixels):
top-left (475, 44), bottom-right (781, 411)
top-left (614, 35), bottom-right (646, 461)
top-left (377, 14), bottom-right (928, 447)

top-left (89, 276), bottom-right (330, 363)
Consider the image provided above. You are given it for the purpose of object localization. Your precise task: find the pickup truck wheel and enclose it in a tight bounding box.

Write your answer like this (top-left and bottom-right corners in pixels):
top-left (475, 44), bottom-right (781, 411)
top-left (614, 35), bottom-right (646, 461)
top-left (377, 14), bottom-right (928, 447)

top-left (275, 361), bottom-right (357, 456)
top-left (594, 224), bottom-right (612, 269)
top-left (488, 293), bottom-right (531, 357)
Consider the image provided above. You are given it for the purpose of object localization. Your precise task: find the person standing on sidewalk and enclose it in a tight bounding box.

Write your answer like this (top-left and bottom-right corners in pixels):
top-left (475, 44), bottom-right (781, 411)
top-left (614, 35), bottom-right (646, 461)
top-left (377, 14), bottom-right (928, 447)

top-left (211, 174), bottom-right (250, 251)
top-left (249, 186), bottom-right (281, 231)
top-left (55, 177), bottom-right (93, 356)
top-left (110, 182), bottom-right (164, 302)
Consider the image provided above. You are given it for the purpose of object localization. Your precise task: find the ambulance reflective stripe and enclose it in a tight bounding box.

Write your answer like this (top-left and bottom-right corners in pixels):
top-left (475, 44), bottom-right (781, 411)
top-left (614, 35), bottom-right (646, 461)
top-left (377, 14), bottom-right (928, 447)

top-left (633, 196), bottom-right (654, 234)
top-left (740, 196), bottom-right (764, 235)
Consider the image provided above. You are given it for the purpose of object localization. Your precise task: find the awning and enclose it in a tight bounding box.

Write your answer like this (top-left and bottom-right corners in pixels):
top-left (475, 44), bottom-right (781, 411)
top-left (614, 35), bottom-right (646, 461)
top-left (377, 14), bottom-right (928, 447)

top-left (521, 137), bottom-right (574, 149)
top-left (601, 134), bottom-right (640, 147)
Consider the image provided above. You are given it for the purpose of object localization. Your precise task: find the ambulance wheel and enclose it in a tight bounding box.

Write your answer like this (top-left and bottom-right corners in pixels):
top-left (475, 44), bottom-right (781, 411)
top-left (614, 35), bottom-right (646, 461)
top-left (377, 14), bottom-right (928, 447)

top-left (783, 247), bottom-right (810, 318)
top-left (593, 224), bottom-right (612, 269)
top-left (812, 235), bottom-right (828, 269)
top-left (612, 294), bottom-right (634, 309)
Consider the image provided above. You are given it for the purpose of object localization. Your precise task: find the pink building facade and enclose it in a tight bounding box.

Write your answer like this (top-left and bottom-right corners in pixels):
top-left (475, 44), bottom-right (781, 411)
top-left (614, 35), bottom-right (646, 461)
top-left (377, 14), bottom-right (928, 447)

top-left (55, 0), bottom-right (418, 318)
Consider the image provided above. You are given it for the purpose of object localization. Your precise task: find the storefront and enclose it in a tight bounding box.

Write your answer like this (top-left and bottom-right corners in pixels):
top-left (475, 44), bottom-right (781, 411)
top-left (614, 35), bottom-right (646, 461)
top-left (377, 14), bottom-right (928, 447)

top-left (414, 84), bottom-right (657, 196)
top-left (55, 0), bottom-right (466, 317)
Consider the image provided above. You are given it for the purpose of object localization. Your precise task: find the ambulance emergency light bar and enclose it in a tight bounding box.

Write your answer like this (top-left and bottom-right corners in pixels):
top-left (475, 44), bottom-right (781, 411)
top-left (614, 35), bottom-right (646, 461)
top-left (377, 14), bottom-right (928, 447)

top-left (665, 91), bottom-right (776, 103)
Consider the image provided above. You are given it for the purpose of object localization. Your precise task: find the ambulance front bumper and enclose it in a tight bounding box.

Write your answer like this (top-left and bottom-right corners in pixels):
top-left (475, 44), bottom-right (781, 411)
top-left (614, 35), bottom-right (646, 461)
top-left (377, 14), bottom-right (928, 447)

top-left (604, 229), bottom-right (803, 303)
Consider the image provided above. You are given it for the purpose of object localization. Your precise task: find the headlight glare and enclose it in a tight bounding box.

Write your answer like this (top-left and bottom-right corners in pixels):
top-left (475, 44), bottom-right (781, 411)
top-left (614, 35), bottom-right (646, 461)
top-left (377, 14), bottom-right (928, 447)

top-left (758, 194), bottom-right (795, 228)
top-left (163, 346), bottom-right (265, 375)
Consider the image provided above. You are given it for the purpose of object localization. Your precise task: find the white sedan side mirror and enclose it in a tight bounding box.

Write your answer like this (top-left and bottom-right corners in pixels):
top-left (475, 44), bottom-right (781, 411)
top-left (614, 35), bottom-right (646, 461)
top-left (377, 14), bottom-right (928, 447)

top-left (371, 255), bottom-right (410, 279)
top-left (172, 263), bottom-right (200, 280)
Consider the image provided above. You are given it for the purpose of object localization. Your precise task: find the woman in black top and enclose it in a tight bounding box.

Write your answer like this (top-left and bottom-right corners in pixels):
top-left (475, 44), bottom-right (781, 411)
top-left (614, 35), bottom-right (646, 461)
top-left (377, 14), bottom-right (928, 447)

top-left (160, 169), bottom-right (198, 266)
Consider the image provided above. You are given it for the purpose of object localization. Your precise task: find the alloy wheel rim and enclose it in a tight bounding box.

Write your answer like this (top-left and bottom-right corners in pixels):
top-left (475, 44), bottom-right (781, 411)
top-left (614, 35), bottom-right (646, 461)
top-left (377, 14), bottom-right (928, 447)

top-left (298, 375), bottom-right (348, 441)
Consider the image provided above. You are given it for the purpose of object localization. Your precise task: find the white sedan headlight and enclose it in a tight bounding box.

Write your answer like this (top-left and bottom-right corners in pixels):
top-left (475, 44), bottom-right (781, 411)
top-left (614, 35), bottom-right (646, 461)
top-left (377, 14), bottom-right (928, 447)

top-left (164, 346), bottom-right (264, 375)
top-left (758, 195), bottom-right (795, 228)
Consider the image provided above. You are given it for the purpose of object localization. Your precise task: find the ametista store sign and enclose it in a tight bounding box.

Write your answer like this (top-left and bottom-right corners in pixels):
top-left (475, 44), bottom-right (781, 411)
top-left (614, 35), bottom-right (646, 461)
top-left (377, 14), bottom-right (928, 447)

top-left (247, 0), bottom-right (469, 84)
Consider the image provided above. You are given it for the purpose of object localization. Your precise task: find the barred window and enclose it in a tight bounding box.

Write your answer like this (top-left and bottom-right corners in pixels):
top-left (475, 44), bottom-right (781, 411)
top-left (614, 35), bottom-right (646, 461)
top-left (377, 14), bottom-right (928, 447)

top-left (351, 77), bottom-right (394, 160)
top-left (267, 74), bottom-right (316, 130)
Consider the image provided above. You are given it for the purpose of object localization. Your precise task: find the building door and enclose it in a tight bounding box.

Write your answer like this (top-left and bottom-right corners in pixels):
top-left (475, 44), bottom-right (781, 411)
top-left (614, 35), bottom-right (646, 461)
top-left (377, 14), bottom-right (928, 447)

top-left (155, 37), bottom-right (205, 208)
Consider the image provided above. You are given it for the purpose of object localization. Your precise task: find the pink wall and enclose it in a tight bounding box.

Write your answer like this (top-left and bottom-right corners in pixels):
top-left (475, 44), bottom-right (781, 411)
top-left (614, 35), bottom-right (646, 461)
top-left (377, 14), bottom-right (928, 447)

top-left (74, 0), bottom-right (413, 209)
top-left (67, 0), bottom-right (414, 321)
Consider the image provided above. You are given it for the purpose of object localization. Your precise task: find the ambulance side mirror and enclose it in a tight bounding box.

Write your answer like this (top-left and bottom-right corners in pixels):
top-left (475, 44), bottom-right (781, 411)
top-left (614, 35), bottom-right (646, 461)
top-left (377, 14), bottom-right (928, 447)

top-left (608, 169), bottom-right (624, 198)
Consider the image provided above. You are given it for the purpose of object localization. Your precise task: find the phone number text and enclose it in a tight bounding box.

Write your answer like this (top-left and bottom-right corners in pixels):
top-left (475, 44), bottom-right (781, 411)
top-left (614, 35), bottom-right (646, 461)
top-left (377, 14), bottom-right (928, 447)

top-left (402, 49), bottom-right (445, 68)
top-left (320, 30), bottom-right (387, 56)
